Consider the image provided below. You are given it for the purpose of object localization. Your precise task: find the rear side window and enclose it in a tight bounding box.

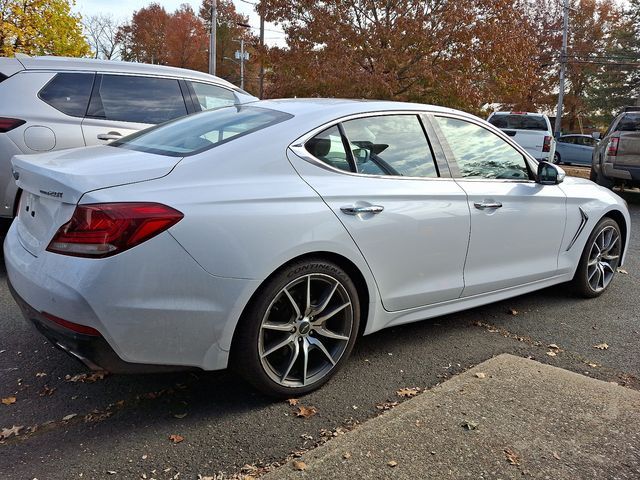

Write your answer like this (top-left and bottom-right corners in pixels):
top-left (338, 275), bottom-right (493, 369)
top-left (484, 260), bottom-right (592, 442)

top-left (113, 106), bottom-right (292, 157)
top-left (488, 114), bottom-right (548, 131)
top-left (87, 75), bottom-right (188, 124)
top-left (189, 81), bottom-right (237, 111)
top-left (39, 73), bottom-right (95, 117)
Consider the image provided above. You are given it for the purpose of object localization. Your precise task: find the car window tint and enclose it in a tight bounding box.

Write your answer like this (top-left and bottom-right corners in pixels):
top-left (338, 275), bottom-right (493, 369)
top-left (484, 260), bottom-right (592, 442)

top-left (305, 126), bottom-right (353, 172)
top-left (435, 116), bottom-right (530, 180)
top-left (112, 106), bottom-right (292, 157)
top-left (559, 137), bottom-right (571, 144)
top-left (189, 82), bottom-right (237, 111)
top-left (341, 115), bottom-right (438, 178)
top-left (87, 75), bottom-right (187, 124)
top-left (39, 73), bottom-right (94, 117)
top-left (488, 114), bottom-right (548, 131)
top-left (616, 114), bottom-right (640, 132)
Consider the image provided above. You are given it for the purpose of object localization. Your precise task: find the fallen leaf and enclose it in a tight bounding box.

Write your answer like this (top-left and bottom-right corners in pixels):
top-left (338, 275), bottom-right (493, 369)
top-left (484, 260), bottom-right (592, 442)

top-left (296, 406), bottom-right (318, 418)
top-left (375, 401), bottom-right (399, 411)
top-left (287, 398), bottom-right (299, 406)
top-left (0, 425), bottom-right (23, 439)
top-left (342, 452), bottom-right (351, 459)
top-left (142, 455), bottom-right (148, 460)
top-left (169, 434), bottom-right (184, 443)
top-left (35, 372), bottom-right (47, 377)
top-left (107, 471), bottom-right (117, 475)
top-left (387, 460), bottom-right (398, 467)
top-left (617, 268), bottom-right (628, 274)
top-left (1, 396), bottom-right (16, 406)
top-left (39, 385), bottom-right (56, 396)
top-left (588, 362), bottom-right (599, 368)
top-left (173, 413), bottom-right (188, 419)
top-left (504, 448), bottom-right (521, 466)
top-left (474, 372), bottom-right (486, 379)
top-left (62, 414), bottom-right (77, 421)
top-left (461, 420), bottom-right (479, 430)
top-left (509, 308), bottom-right (518, 316)
top-left (593, 343), bottom-right (609, 350)
top-left (292, 460), bottom-right (307, 471)
top-left (396, 387), bottom-right (421, 398)
top-left (548, 344), bottom-right (560, 350)
top-left (65, 371), bottom-right (109, 383)
top-left (553, 451), bottom-right (561, 460)
top-left (546, 351), bottom-right (557, 357)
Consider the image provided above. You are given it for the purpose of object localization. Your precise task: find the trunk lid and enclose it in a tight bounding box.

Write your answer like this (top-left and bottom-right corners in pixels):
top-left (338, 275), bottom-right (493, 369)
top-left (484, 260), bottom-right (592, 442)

top-left (12, 145), bottom-right (180, 256)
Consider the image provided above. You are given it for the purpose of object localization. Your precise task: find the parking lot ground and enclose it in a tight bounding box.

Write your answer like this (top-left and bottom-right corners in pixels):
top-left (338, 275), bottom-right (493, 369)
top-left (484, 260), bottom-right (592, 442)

top-left (0, 189), bottom-right (638, 480)
top-left (264, 354), bottom-right (640, 480)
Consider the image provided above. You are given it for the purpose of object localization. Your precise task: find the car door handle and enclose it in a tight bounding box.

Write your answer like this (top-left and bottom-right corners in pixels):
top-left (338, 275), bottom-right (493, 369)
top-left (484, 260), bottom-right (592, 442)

top-left (340, 205), bottom-right (384, 215)
top-left (97, 131), bottom-right (122, 141)
top-left (474, 201), bottom-right (503, 210)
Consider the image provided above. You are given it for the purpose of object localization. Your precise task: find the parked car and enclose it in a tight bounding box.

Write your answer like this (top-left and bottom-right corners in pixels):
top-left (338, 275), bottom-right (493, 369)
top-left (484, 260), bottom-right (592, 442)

top-left (591, 110), bottom-right (640, 189)
top-left (0, 54), bottom-right (258, 218)
top-left (5, 100), bottom-right (630, 397)
top-left (554, 134), bottom-right (599, 165)
top-left (487, 111), bottom-right (555, 162)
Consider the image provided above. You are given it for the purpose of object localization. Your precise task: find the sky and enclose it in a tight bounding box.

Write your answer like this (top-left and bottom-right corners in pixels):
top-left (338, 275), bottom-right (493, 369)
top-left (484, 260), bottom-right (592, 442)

top-left (72, 0), bottom-right (287, 46)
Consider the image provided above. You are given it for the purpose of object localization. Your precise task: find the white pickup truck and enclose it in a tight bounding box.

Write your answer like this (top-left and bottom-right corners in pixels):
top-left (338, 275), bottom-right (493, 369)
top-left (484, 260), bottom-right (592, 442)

top-left (487, 111), bottom-right (555, 162)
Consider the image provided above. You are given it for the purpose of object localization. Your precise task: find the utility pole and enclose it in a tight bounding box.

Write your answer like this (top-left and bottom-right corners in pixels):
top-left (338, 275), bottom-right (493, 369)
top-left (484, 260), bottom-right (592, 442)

top-left (554, 0), bottom-right (569, 138)
top-left (240, 38), bottom-right (245, 89)
top-left (259, 15), bottom-right (264, 98)
top-left (209, 0), bottom-right (217, 75)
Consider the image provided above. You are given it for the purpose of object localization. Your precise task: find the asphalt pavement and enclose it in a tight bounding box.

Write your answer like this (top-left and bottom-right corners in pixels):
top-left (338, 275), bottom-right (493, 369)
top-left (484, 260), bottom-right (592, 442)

top-left (0, 187), bottom-right (638, 480)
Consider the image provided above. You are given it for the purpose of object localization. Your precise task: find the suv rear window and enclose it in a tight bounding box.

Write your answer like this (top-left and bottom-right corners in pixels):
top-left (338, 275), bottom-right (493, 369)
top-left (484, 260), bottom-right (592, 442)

top-left (488, 114), bottom-right (548, 131)
top-left (39, 73), bottom-right (95, 117)
top-left (112, 106), bottom-right (293, 157)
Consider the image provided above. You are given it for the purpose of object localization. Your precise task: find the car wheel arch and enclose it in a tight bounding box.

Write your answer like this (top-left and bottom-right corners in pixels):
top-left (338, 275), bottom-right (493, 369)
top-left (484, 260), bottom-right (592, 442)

top-left (603, 209), bottom-right (628, 261)
top-left (229, 251), bottom-right (373, 358)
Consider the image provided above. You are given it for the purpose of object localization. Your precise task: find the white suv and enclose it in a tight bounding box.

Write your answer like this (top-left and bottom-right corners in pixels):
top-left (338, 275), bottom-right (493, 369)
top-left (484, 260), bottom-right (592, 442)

top-left (0, 55), bottom-right (257, 217)
top-left (487, 111), bottom-right (555, 162)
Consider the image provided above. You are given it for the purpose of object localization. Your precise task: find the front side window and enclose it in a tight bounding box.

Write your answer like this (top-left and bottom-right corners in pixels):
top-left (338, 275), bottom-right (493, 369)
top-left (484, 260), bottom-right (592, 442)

top-left (341, 115), bottom-right (438, 178)
top-left (39, 72), bottom-right (95, 117)
top-left (112, 105), bottom-right (292, 157)
top-left (87, 75), bottom-right (188, 124)
top-left (435, 116), bottom-right (530, 180)
top-left (189, 82), bottom-right (237, 111)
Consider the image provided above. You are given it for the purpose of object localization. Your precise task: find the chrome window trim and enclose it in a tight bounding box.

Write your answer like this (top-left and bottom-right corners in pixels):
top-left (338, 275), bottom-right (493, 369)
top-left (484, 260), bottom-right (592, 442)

top-left (288, 109), bottom-right (455, 182)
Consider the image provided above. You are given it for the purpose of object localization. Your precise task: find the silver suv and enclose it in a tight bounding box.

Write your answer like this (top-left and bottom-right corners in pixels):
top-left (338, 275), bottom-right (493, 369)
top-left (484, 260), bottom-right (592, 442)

top-left (0, 55), bottom-right (257, 217)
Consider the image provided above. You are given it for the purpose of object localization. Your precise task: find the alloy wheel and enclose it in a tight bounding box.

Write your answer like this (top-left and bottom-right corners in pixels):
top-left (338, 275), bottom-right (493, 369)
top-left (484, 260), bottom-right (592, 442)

top-left (586, 225), bottom-right (621, 292)
top-left (258, 273), bottom-right (354, 388)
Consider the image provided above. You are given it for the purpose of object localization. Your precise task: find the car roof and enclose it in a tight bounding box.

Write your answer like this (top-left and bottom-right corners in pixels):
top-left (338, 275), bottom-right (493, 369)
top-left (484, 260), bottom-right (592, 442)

top-left (490, 111), bottom-right (547, 118)
top-left (561, 134), bottom-right (592, 138)
top-left (13, 54), bottom-right (240, 90)
top-left (254, 98), bottom-right (462, 117)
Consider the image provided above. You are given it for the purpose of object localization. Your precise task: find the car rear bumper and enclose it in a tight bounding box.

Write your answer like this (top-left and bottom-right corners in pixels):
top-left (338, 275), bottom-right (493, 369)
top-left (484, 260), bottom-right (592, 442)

top-left (8, 280), bottom-right (189, 373)
top-left (603, 162), bottom-right (640, 181)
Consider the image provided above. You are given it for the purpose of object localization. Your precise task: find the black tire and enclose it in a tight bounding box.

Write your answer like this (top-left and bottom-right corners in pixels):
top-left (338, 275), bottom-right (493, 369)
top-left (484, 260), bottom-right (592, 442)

top-left (571, 217), bottom-right (621, 298)
top-left (553, 152), bottom-right (561, 164)
top-left (232, 258), bottom-right (360, 397)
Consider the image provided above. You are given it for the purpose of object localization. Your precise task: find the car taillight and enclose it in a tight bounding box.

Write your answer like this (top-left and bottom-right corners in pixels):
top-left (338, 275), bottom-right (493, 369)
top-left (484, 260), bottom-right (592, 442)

top-left (607, 137), bottom-right (619, 156)
top-left (0, 117), bottom-right (25, 133)
top-left (47, 202), bottom-right (184, 258)
top-left (543, 135), bottom-right (552, 152)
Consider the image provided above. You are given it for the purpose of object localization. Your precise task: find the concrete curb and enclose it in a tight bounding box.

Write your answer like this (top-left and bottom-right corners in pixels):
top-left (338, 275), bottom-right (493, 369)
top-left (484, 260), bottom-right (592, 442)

top-left (262, 354), bottom-right (640, 479)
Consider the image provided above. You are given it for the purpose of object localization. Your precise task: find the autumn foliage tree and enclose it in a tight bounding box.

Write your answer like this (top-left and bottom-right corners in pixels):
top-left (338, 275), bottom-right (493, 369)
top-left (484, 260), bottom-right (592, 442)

top-left (0, 0), bottom-right (89, 57)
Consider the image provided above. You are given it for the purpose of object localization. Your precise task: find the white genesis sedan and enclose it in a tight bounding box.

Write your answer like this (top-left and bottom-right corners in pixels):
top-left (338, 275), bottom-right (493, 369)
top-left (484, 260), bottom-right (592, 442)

top-left (5, 99), bottom-right (630, 396)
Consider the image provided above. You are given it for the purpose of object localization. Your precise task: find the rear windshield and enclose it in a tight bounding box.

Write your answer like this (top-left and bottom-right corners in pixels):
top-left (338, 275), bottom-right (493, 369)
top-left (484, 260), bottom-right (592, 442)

top-left (112, 106), bottom-right (293, 157)
top-left (488, 114), bottom-right (548, 131)
top-left (616, 114), bottom-right (640, 132)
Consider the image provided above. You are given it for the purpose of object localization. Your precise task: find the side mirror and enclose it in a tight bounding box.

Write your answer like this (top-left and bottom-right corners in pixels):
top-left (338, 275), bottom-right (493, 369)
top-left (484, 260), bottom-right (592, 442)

top-left (537, 161), bottom-right (565, 185)
top-left (352, 148), bottom-right (370, 164)
top-left (591, 131), bottom-right (601, 140)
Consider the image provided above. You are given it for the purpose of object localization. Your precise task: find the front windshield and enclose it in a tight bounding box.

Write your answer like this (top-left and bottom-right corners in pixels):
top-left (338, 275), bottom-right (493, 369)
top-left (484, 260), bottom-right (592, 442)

top-left (112, 106), bottom-right (293, 157)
